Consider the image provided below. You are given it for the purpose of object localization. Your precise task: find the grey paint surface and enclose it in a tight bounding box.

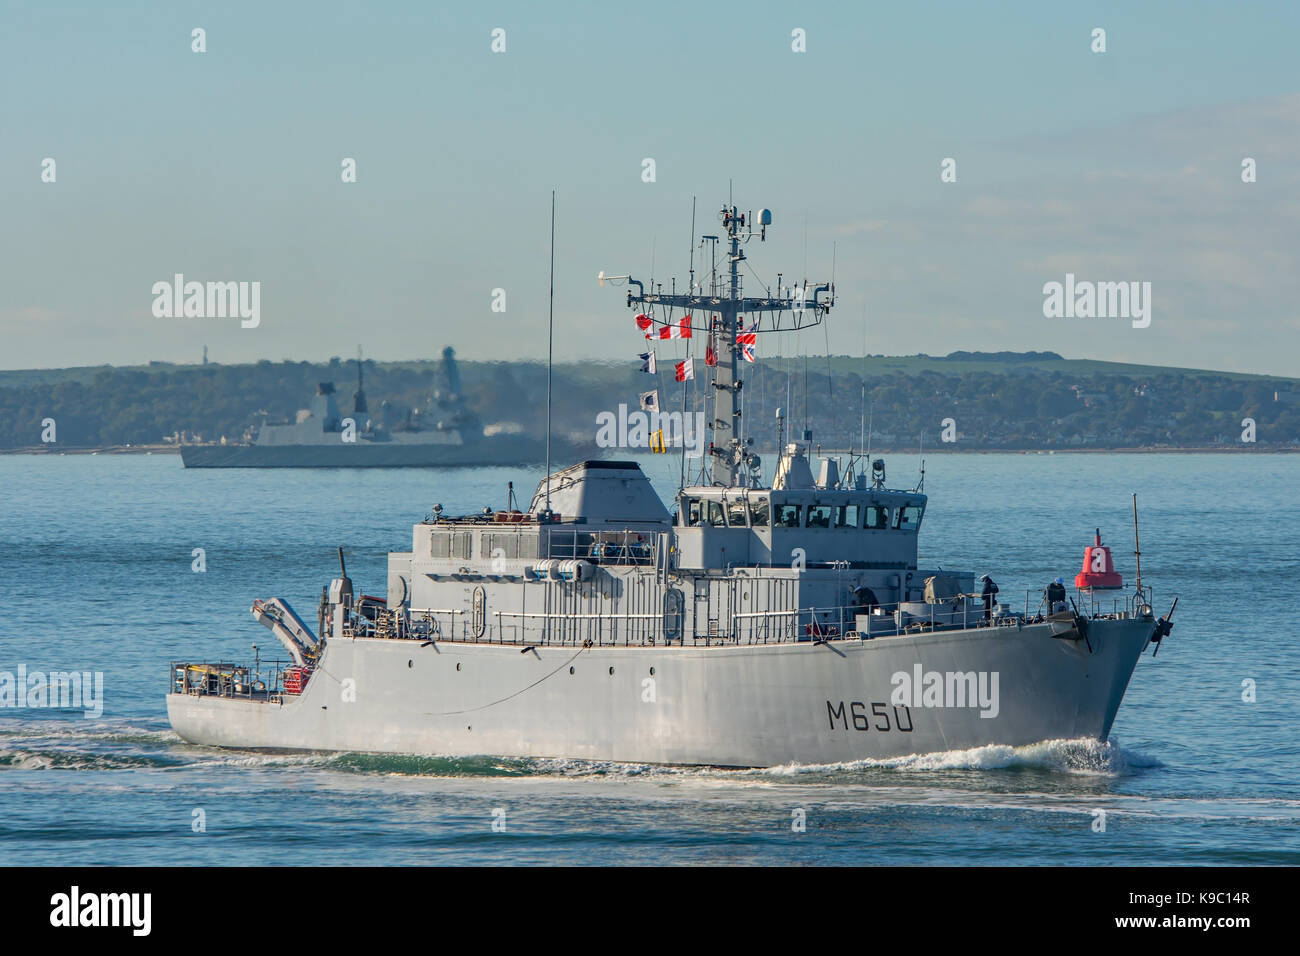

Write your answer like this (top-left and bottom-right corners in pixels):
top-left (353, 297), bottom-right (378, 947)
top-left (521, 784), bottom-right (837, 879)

top-left (169, 617), bottom-right (1153, 767)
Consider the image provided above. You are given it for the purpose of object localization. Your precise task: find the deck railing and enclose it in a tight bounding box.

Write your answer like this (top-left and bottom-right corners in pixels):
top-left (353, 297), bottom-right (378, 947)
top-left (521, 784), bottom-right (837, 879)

top-left (329, 589), bottom-right (1145, 649)
top-left (169, 658), bottom-right (299, 702)
top-left (172, 587), bottom-right (1156, 693)
top-left (543, 529), bottom-right (658, 566)
top-left (278, 582), bottom-right (1158, 657)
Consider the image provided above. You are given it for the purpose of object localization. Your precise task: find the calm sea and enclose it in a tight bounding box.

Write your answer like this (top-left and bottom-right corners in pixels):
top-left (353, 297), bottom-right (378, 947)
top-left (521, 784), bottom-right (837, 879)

top-left (1, 452), bottom-right (1296, 865)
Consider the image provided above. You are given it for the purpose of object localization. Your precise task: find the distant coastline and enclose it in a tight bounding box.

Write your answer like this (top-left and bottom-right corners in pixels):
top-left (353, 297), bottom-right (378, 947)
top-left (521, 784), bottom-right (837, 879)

top-left (3, 443), bottom-right (1296, 457)
top-left (3, 350), bottom-right (1297, 454)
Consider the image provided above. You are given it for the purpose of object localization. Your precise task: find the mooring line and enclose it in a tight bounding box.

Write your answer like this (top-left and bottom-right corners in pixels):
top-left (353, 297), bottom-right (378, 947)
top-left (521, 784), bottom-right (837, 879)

top-left (423, 644), bottom-right (591, 717)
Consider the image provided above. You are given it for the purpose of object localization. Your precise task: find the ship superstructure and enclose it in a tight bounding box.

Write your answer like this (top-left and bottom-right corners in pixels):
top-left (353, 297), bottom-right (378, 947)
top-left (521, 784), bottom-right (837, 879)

top-left (167, 197), bottom-right (1173, 767)
top-left (180, 347), bottom-right (580, 468)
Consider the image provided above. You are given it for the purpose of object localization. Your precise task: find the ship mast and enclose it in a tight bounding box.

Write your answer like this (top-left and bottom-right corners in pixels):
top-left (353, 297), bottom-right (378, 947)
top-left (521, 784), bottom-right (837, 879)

top-left (353, 345), bottom-right (367, 416)
top-left (616, 202), bottom-right (832, 487)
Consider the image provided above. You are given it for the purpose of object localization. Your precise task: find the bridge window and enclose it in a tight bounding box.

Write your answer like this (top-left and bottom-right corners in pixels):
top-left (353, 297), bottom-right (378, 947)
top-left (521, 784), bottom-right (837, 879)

top-left (897, 505), bottom-right (924, 531)
top-left (775, 503), bottom-right (802, 527)
top-left (835, 504), bottom-right (860, 529)
top-left (707, 500), bottom-right (727, 527)
top-left (807, 504), bottom-right (832, 528)
top-left (865, 506), bottom-right (890, 530)
top-left (725, 499), bottom-right (748, 528)
top-left (684, 498), bottom-right (703, 527)
top-left (430, 532), bottom-right (451, 558)
top-left (748, 498), bottom-right (769, 527)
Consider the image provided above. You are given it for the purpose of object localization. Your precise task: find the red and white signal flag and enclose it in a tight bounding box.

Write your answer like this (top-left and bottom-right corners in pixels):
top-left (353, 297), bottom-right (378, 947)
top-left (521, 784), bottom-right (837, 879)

top-left (658, 316), bottom-right (692, 339)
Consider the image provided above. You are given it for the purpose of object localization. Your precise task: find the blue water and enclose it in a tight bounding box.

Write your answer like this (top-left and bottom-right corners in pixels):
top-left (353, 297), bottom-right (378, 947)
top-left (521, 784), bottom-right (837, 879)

top-left (1, 452), bottom-right (1297, 865)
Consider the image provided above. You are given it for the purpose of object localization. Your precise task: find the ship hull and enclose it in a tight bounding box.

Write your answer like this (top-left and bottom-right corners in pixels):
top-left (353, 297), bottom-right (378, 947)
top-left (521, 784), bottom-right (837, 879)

top-left (167, 618), bottom-right (1153, 767)
top-left (179, 437), bottom-right (571, 469)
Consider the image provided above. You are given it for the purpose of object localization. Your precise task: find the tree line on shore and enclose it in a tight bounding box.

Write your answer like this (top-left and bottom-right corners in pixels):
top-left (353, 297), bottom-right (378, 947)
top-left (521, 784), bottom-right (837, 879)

top-left (0, 354), bottom-right (1295, 450)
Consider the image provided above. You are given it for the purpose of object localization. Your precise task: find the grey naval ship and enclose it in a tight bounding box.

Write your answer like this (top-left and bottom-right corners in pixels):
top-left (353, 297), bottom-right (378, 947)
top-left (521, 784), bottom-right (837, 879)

top-left (168, 200), bottom-right (1175, 767)
top-left (180, 347), bottom-right (574, 468)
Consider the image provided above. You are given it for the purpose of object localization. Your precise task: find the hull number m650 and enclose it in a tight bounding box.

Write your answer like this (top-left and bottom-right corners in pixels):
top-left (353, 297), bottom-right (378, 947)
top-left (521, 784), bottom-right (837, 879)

top-left (826, 700), bottom-right (913, 732)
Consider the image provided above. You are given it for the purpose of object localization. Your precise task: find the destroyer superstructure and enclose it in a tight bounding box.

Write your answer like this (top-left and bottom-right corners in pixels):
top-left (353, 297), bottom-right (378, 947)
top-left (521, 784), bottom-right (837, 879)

top-left (180, 347), bottom-right (582, 468)
top-left (168, 198), bottom-right (1173, 767)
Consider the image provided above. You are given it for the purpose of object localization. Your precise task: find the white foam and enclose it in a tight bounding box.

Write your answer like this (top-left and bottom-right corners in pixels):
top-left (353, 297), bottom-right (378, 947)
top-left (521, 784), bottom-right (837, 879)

top-left (756, 737), bottom-right (1158, 777)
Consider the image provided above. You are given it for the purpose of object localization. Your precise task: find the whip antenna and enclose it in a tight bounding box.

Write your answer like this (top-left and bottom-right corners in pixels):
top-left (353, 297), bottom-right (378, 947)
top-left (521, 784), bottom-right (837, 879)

top-left (544, 190), bottom-right (555, 515)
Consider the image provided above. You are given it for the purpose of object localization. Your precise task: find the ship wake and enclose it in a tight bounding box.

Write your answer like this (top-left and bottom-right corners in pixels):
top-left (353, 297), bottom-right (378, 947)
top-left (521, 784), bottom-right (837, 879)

top-left (756, 737), bottom-right (1162, 778)
top-left (1, 718), bottom-right (1160, 780)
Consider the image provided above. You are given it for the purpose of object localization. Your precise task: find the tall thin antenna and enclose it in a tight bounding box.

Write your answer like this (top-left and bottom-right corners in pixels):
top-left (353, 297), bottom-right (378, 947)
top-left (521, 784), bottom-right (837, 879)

top-left (1133, 492), bottom-right (1143, 594)
top-left (916, 429), bottom-right (925, 493)
top-left (786, 370), bottom-right (792, 440)
top-left (803, 355), bottom-right (809, 436)
top-left (678, 197), bottom-right (693, 496)
top-left (544, 190), bottom-right (556, 515)
top-left (823, 313), bottom-right (835, 437)
top-left (859, 382), bottom-right (865, 456)
top-left (688, 196), bottom-right (697, 288)
top-left (866, 403), bottom-right (873, 462)
top-left (860, 306), bottom-right (866, 460)
top-left (678, 365), bottom-right (688, 493)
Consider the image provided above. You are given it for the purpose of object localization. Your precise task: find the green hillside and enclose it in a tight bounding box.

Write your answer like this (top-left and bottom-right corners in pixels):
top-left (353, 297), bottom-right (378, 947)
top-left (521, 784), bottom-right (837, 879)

top-left (1, 351), bottom-right (1296, 451)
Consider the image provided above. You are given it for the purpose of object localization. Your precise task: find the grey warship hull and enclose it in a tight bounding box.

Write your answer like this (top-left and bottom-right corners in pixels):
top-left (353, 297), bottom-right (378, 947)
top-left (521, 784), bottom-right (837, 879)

top-left (167, 198), bottom-right (1171, 769)
top-left (167, 617), bottom-right (1152, 767)
top-left (180, 345), bottom-right (573, 468)
top-left (180, 436), bottom-right (571, 469)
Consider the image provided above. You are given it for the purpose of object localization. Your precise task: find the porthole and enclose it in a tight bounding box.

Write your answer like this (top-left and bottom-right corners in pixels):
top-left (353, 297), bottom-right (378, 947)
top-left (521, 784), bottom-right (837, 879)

top-left (569, 666), bottom-right (575, 675)
top-left (649, 667), bottom-right (656, 676)
top-left (456, 662), bottom-right (462, 672)
top-left (609, 666), bottom-right (615, 676)
top-left (407, 660), bottom-right (413, 669)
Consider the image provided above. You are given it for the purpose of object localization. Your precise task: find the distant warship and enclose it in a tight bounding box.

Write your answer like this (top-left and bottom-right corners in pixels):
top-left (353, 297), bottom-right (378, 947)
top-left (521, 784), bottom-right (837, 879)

top-left (168, 197), bottom-right (1175, 767)
top-left (181, 348), bottom-right (575, 468)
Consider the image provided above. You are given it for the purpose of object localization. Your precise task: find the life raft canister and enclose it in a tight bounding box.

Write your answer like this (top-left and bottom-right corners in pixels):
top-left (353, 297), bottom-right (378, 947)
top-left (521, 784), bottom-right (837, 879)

top-left (1075, 528), bottom-right (1123, 590)
top-left (283, 665), bottom-right (313, 696)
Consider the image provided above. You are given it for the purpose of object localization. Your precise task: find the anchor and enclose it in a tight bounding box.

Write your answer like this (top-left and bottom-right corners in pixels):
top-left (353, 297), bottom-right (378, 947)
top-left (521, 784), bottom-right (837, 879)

top-left (1066, 597), bottom-right (1093, 653)
top-left (1150, 597), bottom-right (1178, 656)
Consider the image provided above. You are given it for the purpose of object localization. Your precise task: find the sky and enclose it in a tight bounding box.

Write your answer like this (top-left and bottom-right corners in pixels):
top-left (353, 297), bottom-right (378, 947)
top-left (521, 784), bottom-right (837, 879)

top-left (2, 0), bottom-right (1298, 376)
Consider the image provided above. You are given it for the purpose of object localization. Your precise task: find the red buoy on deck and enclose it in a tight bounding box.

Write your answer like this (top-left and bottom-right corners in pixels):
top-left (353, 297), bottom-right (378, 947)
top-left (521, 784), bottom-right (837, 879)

top-left (1075, 528), bottom-right (1123, 590)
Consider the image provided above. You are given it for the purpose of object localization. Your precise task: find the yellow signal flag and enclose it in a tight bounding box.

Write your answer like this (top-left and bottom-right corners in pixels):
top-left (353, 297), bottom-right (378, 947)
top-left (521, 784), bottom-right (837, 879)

top-left (650, 429), bottom-right (667, 453)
